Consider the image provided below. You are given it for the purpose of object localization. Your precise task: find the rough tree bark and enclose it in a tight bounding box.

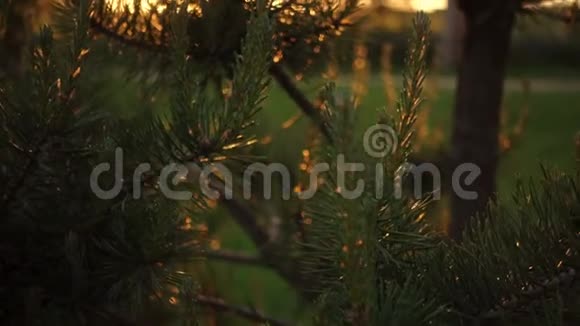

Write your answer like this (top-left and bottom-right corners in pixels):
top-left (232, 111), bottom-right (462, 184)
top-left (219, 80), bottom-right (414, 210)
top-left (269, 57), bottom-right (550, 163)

top-left (449, 1), bottom-right (517, 240)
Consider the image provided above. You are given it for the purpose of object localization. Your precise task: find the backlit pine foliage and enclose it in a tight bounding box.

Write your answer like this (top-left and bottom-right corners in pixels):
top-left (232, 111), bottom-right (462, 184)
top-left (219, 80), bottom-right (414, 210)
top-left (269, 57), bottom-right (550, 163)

top-left (0, 1), bottom-right (579, 325)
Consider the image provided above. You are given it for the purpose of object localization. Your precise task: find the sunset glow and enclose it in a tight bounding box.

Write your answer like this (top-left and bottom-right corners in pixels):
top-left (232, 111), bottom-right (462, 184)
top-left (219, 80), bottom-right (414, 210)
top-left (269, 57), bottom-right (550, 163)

top-left (375, 0), bottom-right (447, 12)
top-left (362, 0), bottom-right (577, 12)
top-left (107, 0), bottom-right (156, 12)
top-left (105, 0), bottom-right (199, 14)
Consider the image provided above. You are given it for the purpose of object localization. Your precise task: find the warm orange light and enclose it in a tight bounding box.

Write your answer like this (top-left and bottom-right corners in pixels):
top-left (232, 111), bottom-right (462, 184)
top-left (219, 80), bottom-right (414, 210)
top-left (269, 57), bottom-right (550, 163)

top-left (405, 0), bottom-right (446, 12)
top-left (106, 0), bottom-right (159, 13)
top-left (361, 0), bottom-right (577, 12)
top-left (359, 0), bottom-right (446, 12)
top-left (104, 0), bottom-right (201, 15)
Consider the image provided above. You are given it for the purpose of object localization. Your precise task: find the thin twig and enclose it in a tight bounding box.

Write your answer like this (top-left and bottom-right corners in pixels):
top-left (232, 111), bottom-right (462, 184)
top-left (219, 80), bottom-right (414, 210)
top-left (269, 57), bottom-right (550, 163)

top-left (269, 64), bottom-right (333, 143)
top-left (212, 180), bottom-right (315, 300)
top-left (186, 164), bottom-right (313, 298)
top-left (195, 294), bottom-right (292, 326)
top-left (217, 188), bottom-right (271, 249)
top-left (89, 18), bottom-right (167, 53)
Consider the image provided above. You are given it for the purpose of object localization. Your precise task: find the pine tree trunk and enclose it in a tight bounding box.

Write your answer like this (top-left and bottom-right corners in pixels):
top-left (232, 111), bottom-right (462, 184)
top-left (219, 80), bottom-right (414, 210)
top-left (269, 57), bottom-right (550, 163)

top-left (449, 2), bottom-right (516, 240)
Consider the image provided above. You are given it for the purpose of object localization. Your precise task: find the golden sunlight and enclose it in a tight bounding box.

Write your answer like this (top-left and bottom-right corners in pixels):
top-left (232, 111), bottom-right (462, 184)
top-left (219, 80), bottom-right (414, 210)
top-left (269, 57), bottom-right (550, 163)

top-left (104, 0), bottom-right (205, 16)
top-left (407, 0), bottom-right (447, 12)
top-left (106, 0), bottom-right (157, 12)
top-left (359, 0), bottom-right (446, 12)
top-left (391, 0), bottom-right (446, 12)
top-left (360, 0), bottom-right (577, 12)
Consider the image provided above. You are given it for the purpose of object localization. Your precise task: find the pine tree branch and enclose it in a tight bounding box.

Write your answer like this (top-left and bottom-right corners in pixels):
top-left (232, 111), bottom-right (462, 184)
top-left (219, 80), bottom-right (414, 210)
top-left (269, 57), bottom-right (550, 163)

top-left (195, 294), bottom-right (291, 326)
top-left (87, 4), bottom-right (333, 299)
top-left (89, 17), bottom-right (167, 53)
top-left (186, 165), bottom-right (284, 260)
top-left (90, 15), bottom-right (336, 144)
top-left (214, 187), bottom-right (313, 296)
top-left (480, 267), bottom-right (578, 320)
top-left (221, 198), bottom-right (315, 294)
top-left (218, 190), bottom-right (271, 248)
top-left (215, 187), bottom-right (316, 299)
top-left (269, 64), bottom-right (333, 143)
top-left (186, 164), bottom-right (313, 297)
